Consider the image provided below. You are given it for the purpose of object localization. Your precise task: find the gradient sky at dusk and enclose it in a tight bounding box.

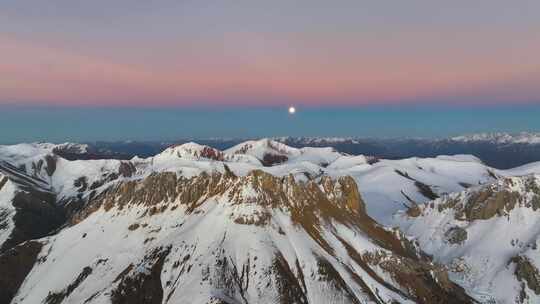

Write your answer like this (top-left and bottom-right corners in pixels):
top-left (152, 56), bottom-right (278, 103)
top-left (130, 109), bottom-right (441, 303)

top-left (2, 0), bottom-right (540, 107)
top-left (1, 104), bottom-right (540, 142)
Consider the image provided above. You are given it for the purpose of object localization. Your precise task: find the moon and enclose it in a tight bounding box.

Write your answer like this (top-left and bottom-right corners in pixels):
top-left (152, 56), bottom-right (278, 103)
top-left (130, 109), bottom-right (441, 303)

top-left (288, 106), bottom-right (296, 114)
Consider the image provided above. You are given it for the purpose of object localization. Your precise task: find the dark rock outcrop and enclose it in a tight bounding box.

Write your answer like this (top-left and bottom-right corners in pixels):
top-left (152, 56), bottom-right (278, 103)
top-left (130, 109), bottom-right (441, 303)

top-left (45, 266), bottom-right (93, 304)
top-left (511, 255), bottom-right (540, 296)
top-left (111, 247), bottom-right (171, 304)
top-left (0, 161), bottom-right (65, 252)
top-left (2, 188), bottom-right (64, 252)
top-left (461, 188), bottom-right (520, 220)
top-left (444, 226), bottom-right (468, 245)
top-left (0, 241), bottom-right (43, 304)
top-left (261, 153), bottom-right (288, 166)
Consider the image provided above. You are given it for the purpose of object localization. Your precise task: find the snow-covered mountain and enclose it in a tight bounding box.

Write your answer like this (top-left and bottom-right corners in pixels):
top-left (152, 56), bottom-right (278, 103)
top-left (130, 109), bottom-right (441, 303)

top-left (6, 169), bottom-right (474, 304)
top-left (276, 133), bottom-right (540, 146)
top-left (27, 134), bottom-right (540, 169)
top-left (396, 175), bottom-right (540, 303)
top-left (1, 139), bottom-right (540, 303)
top-left (451, 132), bottom-right (540, 145)
top-left (225, 138), bottom-right (342, 166)
top-left (276, 135), bottom-right (540, 169)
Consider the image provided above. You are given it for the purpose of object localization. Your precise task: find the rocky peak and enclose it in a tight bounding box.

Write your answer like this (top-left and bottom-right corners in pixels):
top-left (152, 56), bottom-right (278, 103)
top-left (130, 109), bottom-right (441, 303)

top-left (0, 158), bottom-right (479, 304)
top-left (49, 143), bottom-right (89, 155)
top-left (225, 139), bottom-right (300, 166)
top-left (230, 139), bottom-right (296, 155)
top-left (58, 169), bottom-right (474, 304)
top-left (0, 162), bottom-right (64, 253)
top-left (225, 170), bottom-right (364, 214)
top-left (415, 175), bottom-right (540, 221)
top-left (398, 174), bottom-right (540, 303)
top-left (157, 142), bottom-right (224, 161)
top-left (0, 173), bottom-right (8, 191)
top-left (74, 170), bottom-right (366, 225)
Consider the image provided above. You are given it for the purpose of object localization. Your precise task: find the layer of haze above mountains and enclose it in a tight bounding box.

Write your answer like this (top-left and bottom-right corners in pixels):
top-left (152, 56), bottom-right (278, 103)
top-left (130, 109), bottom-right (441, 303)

top-left (2, 104), bottom-right (539, 143)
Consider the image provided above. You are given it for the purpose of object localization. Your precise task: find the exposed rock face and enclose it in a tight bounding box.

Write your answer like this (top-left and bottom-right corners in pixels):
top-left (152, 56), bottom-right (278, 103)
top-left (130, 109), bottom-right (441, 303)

top-left (75, 170), bottom-right (368, 227)
top-left (118, 161), bottom-right (136, 178)
top-left (261, 153), bottom-right (288, 166)
top-left (44, 154), bottom-right (57, 177)
top-left (399, 175), bottom-right (540, 304)
top-left (3, 189), bottom-right (64, 251)
top-left (45, 266), bottom-right (93, 304)
top-left (0, 240), bottom-right (43, 304)
top-left (394, 169), bottom-right (439, 200)
top-left (0, 175), bottom-right (7, 191)
top-left (414, 181), bottom-right (439, 200)
top-left (199, 146), bottom-right (225, 161)
top-left (226, 139), bottom-right (296, 166)
top-left (0, 161), bottom-right (65, 252)
top-left (514, 256), bottom-right (540, 289)
top-left (406, 204), bottom-right (422, 217)
top-left (23, 170), bottom-right (473, 304)
top-left (444, 226), bottom-right (468, 244)
top-left (462, 188), bottom-right (520, 220)
top-left (111, 247), bottom-right (171, 304)
top-left (161, 143), bottom-right (225, 161)
top-left (511, 255), bottom-right (540, 303)
top-left (361, 251), bottom-right (470, 304)
top-left (429, 176), bottom-right (530, 222)
top-left (3, 140), bottom-right (513, 303)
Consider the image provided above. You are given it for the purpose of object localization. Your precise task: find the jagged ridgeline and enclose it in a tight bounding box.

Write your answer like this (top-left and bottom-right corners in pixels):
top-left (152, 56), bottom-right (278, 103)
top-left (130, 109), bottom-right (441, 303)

top-left (398, 175), bottom-right (540, 304)
top-left (1, 170), bottom-right (470, 303)
top-left (2, 140), bottom-right (540, 303)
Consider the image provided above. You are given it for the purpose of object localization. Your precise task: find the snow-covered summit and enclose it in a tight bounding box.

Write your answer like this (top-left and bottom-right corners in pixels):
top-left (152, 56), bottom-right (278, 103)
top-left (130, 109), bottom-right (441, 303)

top-left (225, 138), bottom-right (300, 161)
top-left (0, 142), bottom-right (88, 165)
top-left (451, 132), bottom-right (540, 145)
top-left (3, 139), bottom-right (540, 303)
top-left (41, 142), bottom-right (89, 154)
top-left (274, 136), bottom-right (361, 145)
top-left (225, 138), bottom-right (342, 166)
top-left (155, 142), bottom-right (225, 161)
top-left (397, 174), bottom-right (540, 303)
top-left (7, 166), bottom-right (474, 304)
top-left (2, 139), bottom-right (539, 226)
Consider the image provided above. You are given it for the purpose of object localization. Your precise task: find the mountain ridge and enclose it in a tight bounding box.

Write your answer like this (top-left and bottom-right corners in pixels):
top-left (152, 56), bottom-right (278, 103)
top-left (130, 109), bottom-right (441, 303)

top-left (9, 133), bottom-right (540, 169)
top-left (1, 139), bottom-right (540, 303)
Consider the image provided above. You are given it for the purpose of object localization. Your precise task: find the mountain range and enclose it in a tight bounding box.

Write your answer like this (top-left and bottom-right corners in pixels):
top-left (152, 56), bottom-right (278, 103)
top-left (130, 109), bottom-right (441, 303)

top-left (22, 132), bottom-right (540, 169)
top-left (1, 138), bottom-right (540, 303)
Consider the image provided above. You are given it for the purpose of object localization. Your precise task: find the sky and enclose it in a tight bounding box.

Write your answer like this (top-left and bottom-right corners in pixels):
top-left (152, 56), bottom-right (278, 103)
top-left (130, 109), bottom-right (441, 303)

top-left (1, 105), bottom-right (540, 143)
top-left (1, 0), bottom-right (539, 107)
top-left (1, 1), bottom-right (539, 141)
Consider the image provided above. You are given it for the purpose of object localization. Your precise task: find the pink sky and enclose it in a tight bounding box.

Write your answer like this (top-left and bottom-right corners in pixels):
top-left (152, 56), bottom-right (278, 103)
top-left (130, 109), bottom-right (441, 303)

top-left (1, 1), bottom-right (540, 106)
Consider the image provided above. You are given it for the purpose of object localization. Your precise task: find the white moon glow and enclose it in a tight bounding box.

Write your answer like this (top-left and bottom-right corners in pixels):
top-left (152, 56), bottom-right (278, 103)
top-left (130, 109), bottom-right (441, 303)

top-left (288, 106), bottom-right (296, 114)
